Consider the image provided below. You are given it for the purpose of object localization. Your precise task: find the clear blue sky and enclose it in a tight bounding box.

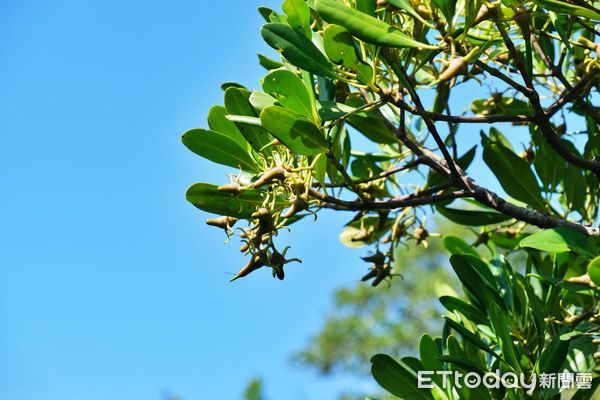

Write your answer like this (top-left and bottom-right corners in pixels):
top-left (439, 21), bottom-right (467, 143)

top-left (0, 1), bottom-right (522, 400)
top-left (0, 1), bottom-right (375, 399)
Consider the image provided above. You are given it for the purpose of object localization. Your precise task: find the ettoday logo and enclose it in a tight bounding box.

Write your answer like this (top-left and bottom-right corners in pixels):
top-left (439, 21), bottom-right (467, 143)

top-left (417, 370), bottom-right (593, 395)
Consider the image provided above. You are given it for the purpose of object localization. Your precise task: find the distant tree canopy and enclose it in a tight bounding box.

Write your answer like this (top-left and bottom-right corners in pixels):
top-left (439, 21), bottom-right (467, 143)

top-left (185, 0), bottom-right (599, 398)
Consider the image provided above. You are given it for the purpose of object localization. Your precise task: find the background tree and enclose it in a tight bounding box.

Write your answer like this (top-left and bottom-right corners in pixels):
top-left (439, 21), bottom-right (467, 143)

top-left (183, 0), bottom-right (600, 398)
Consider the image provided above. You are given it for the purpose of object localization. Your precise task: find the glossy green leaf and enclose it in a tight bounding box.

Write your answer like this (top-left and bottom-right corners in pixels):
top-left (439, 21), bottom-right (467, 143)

top-left (262, 69), bottom-right (314, 119)
top-left (370, 354), bottom-right (434, 400)
top-left (532, 0), bottom-right (600, 20)
top-left (437, 206), bottom-right (513, 226)
top-left (471, 97), bottom-right (533, 117)
top-left (520, 228), bottom-right (595, 258)
top-left (315, 0), bottom-right (438, 49)
top-left (207, 105), bottom-right (250, 152)
top-left (248, 91), bottom-right (277, 112)
top-left (257, 53), bottom-right (285, 70)
top-left (539, 327), bottom-right (571, 373)
top-left (450, 254), bottom-right (504, 311)
top-left (323, 24), bottom-right (359, 67)
top-left (388, 0), bottom-right (433, 26)
top-left (182, 129), bottom-right (260, 173)
top-left (261, 23), bottom-right (336, 78)
top-left (444, 236), bottom-right (478, 256)
top-left (531, 125), bottom-right (565, 191)
top-left (355, 0), bottom-right (376, 16)
top-left (587, 256), bottom-right (600, 286)
top-left (419, 334), bottom-right (444, 373)
top-left (489, 303), bottom-right (520, 372)
top-left (260, 106), bottom-right (327, 155)
top-left (439, 296), bottom-right (489, 325)
top-left (444, 318), bottom-right (499, 359)
top-left (482, 136), bottom-right (546, 210)
top-left (224, 87), bottom-right (272, 152)
top-left (431, 0), bottom-right (456, 23)
top-left (345, 97), bottom-right (397, 144)
top-left (282, 0), bottom-right (311, 36)
top-left (225, 115), bottom-right (262, 126)
top-left (186, 183), bottom-right (265, 218)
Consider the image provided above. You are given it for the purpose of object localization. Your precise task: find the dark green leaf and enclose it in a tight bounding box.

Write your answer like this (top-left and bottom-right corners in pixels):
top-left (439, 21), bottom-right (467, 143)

top-left (207, 105), bottom-right (251, 152)
top-left (370, 354), bottom-right (434, 400)
top-left (315, 0), bottom-right (438, 49)
top-left (587, 256), bottom-right (600, 286)
top-left (439, 296), bottom-right (489, 325)
top-left (224, 87), bottom-right (272, 152)
top-left (257, 53), bottom-right (285, 70)
top-left (182, 129), bottom-right (260, 173)
top-left (282, 0), bottom-right (311, 36)
top-left (261, 23), bottom-right (336, 78)
top-left (437, 206), bottom-right (513, 226)
top-left (260, 106), bottom-right (327, 155)
top-left (520, 228), bottom-right (596, 258)
top-left (262, 69), bottom-right (314, 120)
top-left (443, 236), bottom-right (478, 256)
top-left (186, 183), bottom-right (265, 218)
top-left (482, 135), bottom-right (546, 210)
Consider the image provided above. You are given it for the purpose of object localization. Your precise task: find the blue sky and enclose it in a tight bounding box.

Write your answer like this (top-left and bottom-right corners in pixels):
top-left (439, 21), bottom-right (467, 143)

top-left (0, 1), bottom-right (381, 399)
top-left (0, 1), bottom-right (530, 399)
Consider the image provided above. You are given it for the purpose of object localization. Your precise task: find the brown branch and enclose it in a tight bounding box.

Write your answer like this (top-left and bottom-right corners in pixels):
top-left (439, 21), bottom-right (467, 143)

top-left (470, 184), bottom-right (599, 236)
top-left (309, 188), bottom-right (469, 211)
top-left (546, 71), bottom-right (599, 119)
top-left (494, 18), bottom-right (600, 177)
top-left (387, 96), bottom-right (534, 124)
top-left (313, 157), bottom-right (425, 188)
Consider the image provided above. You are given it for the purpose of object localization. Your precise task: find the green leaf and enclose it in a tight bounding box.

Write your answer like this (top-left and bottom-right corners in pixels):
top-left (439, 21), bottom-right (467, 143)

top-left (388, 0), bottom-right (433, 26)
top-left (471, 97), bottom-right (533, 117)
top-left (355, 0), bottom-right (376, 16)
top-left (261, 23), bottom-right (336, 78)
top-left (450, 254), bottom-right (504, 311)
top-left (323, 24), bottom-right (359, 67)
top-left (532, 0), bottom-right (600, 20)
top-left (224, 87), bottom-right (272, 152)
top-left (257, 53), bottom-right (285, 70)
top-left (323, 24), bottom-right (373, 85)
top-left (587, 256), bottom-right (600, 286)
top-left (531, 125), bottom-right (565, 191)
top-left (345, 96), bottom-right (398, 144)
top-left (431, 0), bottom-right (456, 23)
top-left (182, 129), bottom-right (260, 173)
top-left (282, 0), bottom-right (311, 36)
top-left (315, 0), bottom-right (438, 49)
top-left (520, 228), bottom-right (595, 258)
top-left (439, 296), bottom-right (489, 325)
top-left (248, 91), bottom-right (277, 112)
top-left (207, 105), bottom-right (251, 152)
top-left (538, 326), bottom-right (571, 373)
top-left (225, 115), bottom-right (262, 126)
top-left (482, 136), bottom-right (546, 210)
top-left (186, 183), bottom-right (265, 218)
top-left (489, 303), bottom-right (520, 372)
top-left (260, 106), bottom-right (327, 155)
top-left (419, 334), bottom-right (445, 374)
top-left (370, 354), bottom-right (434, 400)
top-left (437, 206), bottom-right (513, 226)
top-left (444, 318), bottom-right (499, 359)
top-left (262, 69), bottom-right (314, 120)
top-left (443, 236), bottom-right (478, 256)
